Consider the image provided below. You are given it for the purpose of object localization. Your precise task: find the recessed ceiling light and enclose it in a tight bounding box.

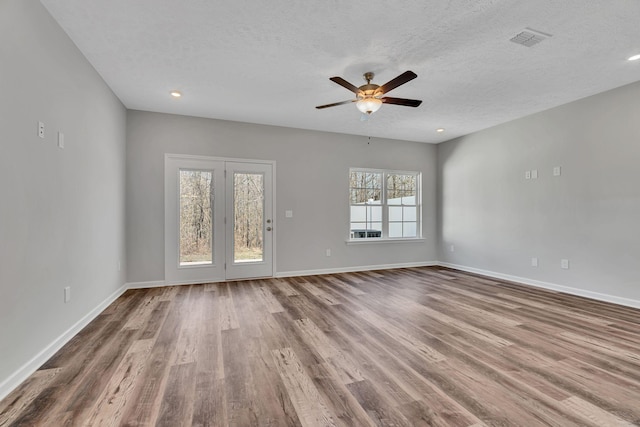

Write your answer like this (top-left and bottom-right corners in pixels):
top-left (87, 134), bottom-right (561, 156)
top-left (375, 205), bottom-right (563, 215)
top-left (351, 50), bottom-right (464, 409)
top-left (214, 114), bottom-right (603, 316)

top-left (628, 54), bottom-right (640, 61)
top-left (436, 128), bottom-right (445, 133)
top-left (170, 90), bottom-right (182, 98)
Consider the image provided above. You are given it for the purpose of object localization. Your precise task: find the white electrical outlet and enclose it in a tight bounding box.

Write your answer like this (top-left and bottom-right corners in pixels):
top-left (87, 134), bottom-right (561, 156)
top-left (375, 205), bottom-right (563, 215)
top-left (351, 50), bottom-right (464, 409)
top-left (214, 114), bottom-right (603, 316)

top-left (561, 259), bottom-right (570, 269)
top-left (325, 249), bottom-right (331, 257)
top-left (531, 257), bottom-right (538, 267)
top-left (58, 131), bottom-right (64, 148)
top-left (525, 170), bottom-right (531, 180)
top-left (553, 166), bottom-right (561, 176)
top-left (450, 244), bottom-right (455, 252)
top-left (38, 121), bottom-right (45, 139)
top-left (285, 210), bottom-right (293, 218)
top-left (64, 286), bottom-right (71, 303)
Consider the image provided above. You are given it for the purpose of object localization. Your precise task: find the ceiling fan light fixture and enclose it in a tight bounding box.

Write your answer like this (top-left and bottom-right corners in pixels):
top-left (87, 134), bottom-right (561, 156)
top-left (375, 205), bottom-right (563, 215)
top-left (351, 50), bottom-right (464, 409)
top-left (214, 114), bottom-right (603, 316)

top-left (170, 90), bottom-right (182, 98)
top-left (356, 97), bottom-right (382, 114)
top-left (627, 54), bottom-right (640, 61)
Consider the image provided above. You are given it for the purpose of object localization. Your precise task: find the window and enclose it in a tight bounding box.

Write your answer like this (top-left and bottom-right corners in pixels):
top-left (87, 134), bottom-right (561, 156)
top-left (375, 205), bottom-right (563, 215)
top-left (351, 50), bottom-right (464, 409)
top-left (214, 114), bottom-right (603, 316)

top-left (349, 168), bottom-right (421, 240)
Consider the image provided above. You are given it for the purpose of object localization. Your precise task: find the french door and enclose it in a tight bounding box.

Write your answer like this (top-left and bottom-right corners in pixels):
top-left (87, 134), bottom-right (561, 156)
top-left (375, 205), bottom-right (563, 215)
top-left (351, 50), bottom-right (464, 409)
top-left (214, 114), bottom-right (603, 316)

top-left (165, 155), bottom-right (274, 284)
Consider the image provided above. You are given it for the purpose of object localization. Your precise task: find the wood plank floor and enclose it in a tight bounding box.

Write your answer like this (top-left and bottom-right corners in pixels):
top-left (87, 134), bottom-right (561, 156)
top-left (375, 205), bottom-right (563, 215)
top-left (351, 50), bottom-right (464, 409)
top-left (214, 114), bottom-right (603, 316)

top-left (2, 266), bottom-right (640, 426)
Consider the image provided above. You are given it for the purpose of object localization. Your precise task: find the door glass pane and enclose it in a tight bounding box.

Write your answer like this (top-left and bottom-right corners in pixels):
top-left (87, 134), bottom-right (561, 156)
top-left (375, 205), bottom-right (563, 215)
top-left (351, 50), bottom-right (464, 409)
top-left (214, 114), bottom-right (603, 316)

top-left (179, 170), bottom-right (213, 266)
top-left (234, 172), bottom-right (264, 263)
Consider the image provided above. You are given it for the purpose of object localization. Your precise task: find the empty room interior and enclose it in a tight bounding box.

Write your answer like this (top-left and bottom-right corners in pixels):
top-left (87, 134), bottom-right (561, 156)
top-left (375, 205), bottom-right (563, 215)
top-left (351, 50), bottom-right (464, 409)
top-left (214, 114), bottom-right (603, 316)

top-left (2, 0), bottom-right (640, 425)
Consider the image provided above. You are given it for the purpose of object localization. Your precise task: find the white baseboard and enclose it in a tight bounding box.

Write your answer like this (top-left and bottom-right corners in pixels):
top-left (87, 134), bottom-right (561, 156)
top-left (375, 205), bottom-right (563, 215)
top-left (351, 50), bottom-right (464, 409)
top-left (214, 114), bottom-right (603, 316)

top-left (127, 263), bottom-right (440, 288)
top-left (126, 278), bottom-right (229, 289)
top-left (126, 280), bottom-right (167, 289)
top-left (438, 262), bottom-right (640, 310)
top-left (275, 261), bottom-right (438, 278)
top-left (0, 283), bottom-right (128, 402)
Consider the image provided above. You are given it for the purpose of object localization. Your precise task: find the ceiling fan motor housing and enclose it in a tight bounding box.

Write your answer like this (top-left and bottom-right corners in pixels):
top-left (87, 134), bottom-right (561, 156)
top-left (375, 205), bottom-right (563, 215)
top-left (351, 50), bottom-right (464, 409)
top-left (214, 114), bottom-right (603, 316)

top-left (358, 72), bottom-right (382, 99)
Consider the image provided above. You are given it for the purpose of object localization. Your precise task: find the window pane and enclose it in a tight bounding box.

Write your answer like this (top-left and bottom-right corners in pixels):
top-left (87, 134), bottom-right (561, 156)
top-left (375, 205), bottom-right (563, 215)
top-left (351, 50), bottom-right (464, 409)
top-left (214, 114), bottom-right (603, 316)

top-left (403, 206), bottom-right (417, 221)
top-left (387, 174), bottom-right (400, 191)
top-left (389, 222), bottom-right (402, 238)
top-left (350, 170), bottom-right (382, 203)
top-left (370, 206), bottom-right (382, 222)
top-left (233, 172), bottom-right (264, 263)
top-left (350, 189), bottom-right (358, 204)
top-left (404, 175), bottom-right (416, 192)
top-left (352, 171), bottom-right (364, 184)
top-left (403, 222), bottom-right (417, 237)
top-left (388, 194), bottom-right (402, 205)
top-left (179, 170), bottom-right (213, 266)
top-left (389, 206), bottom-right (402, 221)
top-left (401, 195), bottom-right (416, 205)
top-left (366, 172), bottom-right (381, 188)
top-left (366, 188), bottom-right (381, 202)
top-left (350, 206), bottom-right (367, 222)
top-left (353, 189), bottom-right (369, 204)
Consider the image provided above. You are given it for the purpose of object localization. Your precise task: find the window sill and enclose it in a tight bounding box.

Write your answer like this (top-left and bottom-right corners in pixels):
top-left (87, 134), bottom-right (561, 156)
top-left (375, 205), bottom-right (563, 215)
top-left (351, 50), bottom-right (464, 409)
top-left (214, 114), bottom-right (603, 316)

top-left (345, 237), bottom-right (426, 245)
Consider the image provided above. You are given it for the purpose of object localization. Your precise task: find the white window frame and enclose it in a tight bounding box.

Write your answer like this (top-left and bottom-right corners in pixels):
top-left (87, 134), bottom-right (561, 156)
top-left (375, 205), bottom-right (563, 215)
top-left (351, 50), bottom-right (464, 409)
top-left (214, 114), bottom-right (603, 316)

top-left (348, 167), bottom-right (422, 242)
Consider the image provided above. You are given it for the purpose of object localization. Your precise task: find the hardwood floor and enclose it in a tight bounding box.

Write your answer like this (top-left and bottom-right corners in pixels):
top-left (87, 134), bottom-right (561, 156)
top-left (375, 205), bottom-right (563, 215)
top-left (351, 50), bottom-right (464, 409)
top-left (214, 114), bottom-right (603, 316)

top-left (2, 266), bottom-right (640, 426)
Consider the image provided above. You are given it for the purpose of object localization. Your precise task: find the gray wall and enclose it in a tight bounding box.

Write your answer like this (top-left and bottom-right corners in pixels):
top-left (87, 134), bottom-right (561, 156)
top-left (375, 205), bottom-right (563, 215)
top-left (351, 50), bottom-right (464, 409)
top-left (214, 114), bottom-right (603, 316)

top-left (438, 81), bottom-right (640, 303)
top-left (0, 0), bottom-right (126, 387)
top-left (126, 111), bottom-right (438, 283)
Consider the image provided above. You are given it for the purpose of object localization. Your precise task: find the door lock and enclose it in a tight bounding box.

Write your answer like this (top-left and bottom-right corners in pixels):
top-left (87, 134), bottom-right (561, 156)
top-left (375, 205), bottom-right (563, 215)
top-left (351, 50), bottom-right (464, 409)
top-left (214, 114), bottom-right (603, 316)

top-left (267, 226), bottom-right (272, 231)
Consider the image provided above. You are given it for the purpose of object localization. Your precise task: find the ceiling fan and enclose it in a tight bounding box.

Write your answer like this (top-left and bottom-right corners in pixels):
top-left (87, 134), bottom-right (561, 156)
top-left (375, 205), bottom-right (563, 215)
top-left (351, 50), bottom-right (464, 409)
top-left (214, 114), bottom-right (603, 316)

top-left (316, 70), bottom-right (422, 115)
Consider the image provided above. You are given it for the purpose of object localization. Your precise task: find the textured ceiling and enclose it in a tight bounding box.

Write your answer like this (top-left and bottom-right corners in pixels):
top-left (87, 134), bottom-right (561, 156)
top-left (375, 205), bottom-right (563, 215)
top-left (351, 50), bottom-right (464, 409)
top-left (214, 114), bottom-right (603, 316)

top-left (40, 0), bottom-right (640, 143)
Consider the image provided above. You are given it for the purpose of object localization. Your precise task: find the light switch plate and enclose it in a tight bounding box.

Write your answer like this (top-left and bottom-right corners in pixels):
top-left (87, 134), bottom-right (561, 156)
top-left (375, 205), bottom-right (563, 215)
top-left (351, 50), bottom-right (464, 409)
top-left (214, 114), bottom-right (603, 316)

top-left (553, 166), bottom-right (561, 176)
top-left (285, 210), bottom-right (293, 218)
top-left (58, 132), bottom-right (64, 148)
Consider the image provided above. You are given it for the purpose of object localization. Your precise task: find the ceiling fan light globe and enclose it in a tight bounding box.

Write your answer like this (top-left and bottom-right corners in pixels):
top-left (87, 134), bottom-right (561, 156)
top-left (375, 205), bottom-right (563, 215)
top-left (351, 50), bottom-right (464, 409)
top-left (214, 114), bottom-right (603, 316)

top-left (356, 98), bottom-right (382, 114)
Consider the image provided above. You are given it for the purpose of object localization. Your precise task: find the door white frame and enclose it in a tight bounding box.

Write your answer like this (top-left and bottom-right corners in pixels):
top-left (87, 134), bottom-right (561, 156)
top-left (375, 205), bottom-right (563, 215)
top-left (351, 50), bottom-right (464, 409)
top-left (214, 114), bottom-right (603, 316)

top-left (164, 154), bottom-right (276, 285)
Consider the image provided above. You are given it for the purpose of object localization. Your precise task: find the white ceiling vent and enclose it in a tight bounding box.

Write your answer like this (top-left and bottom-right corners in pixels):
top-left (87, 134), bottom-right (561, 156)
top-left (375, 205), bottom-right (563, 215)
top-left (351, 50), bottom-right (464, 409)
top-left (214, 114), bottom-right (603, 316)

top-left (510, 28), bottom-right (552, 47)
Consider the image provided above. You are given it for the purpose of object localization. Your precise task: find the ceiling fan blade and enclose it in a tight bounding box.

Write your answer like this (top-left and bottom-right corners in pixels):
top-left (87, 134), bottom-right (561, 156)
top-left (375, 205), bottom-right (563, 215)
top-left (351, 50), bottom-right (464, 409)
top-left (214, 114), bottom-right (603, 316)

top-left (316, 99), bottom-right (356, 109)
top-left (381, 97), bottom-right (422, 107)
top-left (377, 71), bottom-right (418, 95)
top-left (329, 77), bottom-right (361, 94)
